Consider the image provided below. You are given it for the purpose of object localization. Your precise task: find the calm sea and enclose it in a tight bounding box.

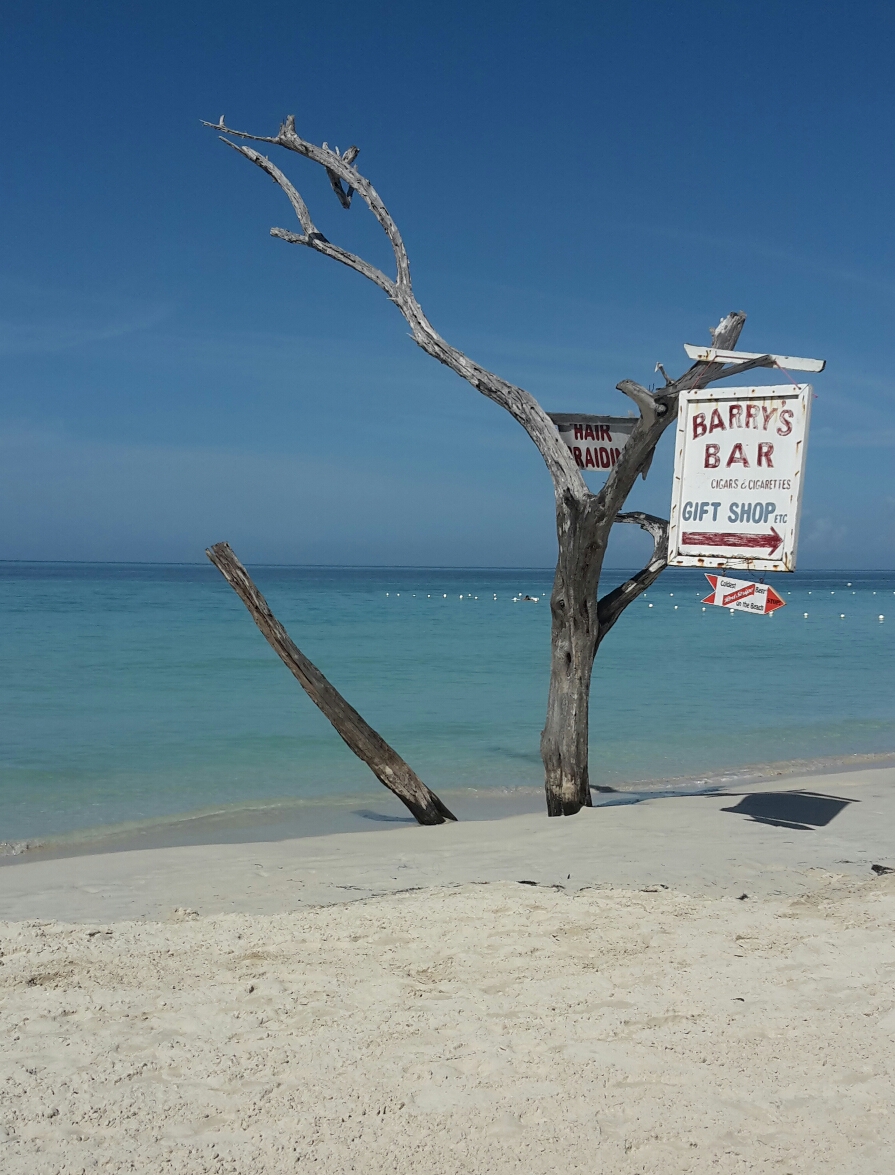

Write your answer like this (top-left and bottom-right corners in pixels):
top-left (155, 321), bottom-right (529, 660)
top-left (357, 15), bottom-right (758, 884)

top-left (1, 563), bottom-right (893, 855)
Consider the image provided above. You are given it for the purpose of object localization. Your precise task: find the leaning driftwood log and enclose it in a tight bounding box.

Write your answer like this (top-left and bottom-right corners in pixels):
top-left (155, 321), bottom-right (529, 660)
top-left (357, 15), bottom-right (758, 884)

top-left (206, 542), bottom-right (456, 826)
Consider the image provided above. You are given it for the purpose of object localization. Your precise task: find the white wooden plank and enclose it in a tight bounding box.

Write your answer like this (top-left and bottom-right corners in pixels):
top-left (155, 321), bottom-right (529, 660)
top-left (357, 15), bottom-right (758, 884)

top-left (683, 345), bottom-right (825, 372)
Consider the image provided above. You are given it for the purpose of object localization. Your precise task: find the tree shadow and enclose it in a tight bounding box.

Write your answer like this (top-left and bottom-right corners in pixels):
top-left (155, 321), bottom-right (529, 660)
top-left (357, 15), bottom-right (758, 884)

top-left (720, 790), bottom-right (856, 831)
top-left (353, 809), bottom-right (416, 824)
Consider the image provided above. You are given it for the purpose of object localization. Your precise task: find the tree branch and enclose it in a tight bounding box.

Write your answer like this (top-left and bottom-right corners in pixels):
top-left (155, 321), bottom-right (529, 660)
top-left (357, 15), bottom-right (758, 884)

top-left (206, 116), bottom-right (586, 498)
top-left (269, 227), bottom-right (397, 297)
top-left (206, 542), bottom-right (457, 825)
top-left (220, 139), bottom-right (397, 297)
top-left (323, 143), bottom-right (360, 208)
top-left (221, 138), bottom-right (319, 235)
top-left (617, 380), bottom-right (657, 428)
top-left (597, 513), bottom-right (669, 637)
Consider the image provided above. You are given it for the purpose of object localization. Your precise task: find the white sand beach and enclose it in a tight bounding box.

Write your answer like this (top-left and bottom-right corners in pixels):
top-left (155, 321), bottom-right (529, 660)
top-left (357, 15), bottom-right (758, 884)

top-left (1, 767), bottom-right (894, 1173)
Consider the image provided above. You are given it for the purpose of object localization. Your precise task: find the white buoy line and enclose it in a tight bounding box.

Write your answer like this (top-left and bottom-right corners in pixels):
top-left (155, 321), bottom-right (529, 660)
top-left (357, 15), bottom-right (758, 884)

top-left (383, 591), bottom-right (544, 602)
top-left (383, 584), bottom-right (891, 624)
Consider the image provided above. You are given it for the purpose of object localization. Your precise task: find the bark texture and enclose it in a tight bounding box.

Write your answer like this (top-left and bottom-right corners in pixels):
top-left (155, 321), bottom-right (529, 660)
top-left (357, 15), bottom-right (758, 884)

top-left (205, 114), bottom-right (755, 816)
top-left (206, 542), bottom-right (456, 826)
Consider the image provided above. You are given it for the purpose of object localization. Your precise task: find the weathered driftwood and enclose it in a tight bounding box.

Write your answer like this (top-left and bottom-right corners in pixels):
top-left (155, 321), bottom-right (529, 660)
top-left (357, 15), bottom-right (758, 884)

top-left (205, 113), bottom-right (755, 816)
top-left (206, 542), bottom-right (456, 826)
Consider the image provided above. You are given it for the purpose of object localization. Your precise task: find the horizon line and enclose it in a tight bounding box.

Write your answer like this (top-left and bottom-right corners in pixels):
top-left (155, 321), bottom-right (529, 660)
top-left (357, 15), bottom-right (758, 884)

top-left (1, 559), bottom-right (893, 573)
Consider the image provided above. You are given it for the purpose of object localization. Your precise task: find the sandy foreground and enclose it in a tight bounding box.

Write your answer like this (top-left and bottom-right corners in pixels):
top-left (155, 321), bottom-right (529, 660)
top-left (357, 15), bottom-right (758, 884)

top-left (1, 768), bottom-right (894, 1174)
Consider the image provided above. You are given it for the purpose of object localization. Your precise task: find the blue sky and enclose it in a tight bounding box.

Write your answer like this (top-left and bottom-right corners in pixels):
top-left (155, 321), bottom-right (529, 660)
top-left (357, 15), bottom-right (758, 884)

top-left (1, 0), bottom-right (892, 568)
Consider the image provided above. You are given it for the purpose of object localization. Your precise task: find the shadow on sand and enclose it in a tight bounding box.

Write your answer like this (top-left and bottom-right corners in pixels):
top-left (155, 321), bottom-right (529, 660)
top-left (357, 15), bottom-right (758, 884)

top-left (353, 809), bottom-right (417, 824)
top-left (720, 790), bottom-right (857, 831)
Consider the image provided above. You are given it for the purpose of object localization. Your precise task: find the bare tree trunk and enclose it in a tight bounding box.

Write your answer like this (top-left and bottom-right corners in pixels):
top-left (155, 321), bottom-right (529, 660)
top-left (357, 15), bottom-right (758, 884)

top-left (206, 542), bottom-right (456, 825)
top-left (541, 497), bottom-right (604, 815)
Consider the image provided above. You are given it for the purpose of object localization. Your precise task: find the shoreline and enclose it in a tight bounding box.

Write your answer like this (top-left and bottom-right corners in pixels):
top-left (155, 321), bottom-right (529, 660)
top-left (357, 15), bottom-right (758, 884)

top-left (3, 749), bottom-right (894, 867)
top-left (1, 764), bottom-right (892, 923)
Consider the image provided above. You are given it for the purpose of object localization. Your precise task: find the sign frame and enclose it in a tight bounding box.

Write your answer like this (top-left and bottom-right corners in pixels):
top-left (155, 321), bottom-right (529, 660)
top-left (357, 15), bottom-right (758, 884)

top-left (668, 383), bottom-right (812, 572)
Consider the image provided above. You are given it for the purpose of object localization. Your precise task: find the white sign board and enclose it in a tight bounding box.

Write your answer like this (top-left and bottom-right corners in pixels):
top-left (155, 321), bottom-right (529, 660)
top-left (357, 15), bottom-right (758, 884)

top-left (548, 415), bottom-right (636, 474)
top-left (668, 384), bottom-right (812, 572)
top-left (702, 573), bottom-right (786, 615)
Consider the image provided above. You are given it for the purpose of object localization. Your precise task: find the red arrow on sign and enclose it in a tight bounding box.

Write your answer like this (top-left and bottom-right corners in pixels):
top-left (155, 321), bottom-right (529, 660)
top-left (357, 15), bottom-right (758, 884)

top-left (764, 587), bottom-right (786, 612)
top-left (682, 526), bottom-right (783, 554)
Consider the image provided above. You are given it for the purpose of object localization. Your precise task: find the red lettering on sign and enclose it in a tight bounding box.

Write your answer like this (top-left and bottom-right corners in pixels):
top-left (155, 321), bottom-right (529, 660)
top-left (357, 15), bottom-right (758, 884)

top-left (704, 444), bottom-right (721, 468)
top-left (722, 583), bottom-right (756, 606)
top-left (584, 424), bottom-right (595, 441)
top-left (573, 425), bottom-right (583, 440)
top-left (572, 446), bottom-right (583, 466)
top-left (598, 446), bottom-right (609, 468)
top-left (727, 443), bottom-right (749, 468)
top-left (757, 442), bottom-right (774, 467)
top-left (777, 408), bottom-right (793, 437)
top-left (709, 407), bottom-right (725, 433)
top-left (761, 405), bottom-right (778, 430)
top-left (745, 404), bottom-right (759, 429)
top-left (728, 404), bottom-right (743, 429)
top-left (693, 412), bottom-right (707, 438)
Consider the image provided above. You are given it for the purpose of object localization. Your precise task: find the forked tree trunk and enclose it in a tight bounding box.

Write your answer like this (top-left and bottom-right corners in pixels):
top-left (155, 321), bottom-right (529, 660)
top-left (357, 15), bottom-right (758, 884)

top-left (206, 114), bottom-right (751, 818)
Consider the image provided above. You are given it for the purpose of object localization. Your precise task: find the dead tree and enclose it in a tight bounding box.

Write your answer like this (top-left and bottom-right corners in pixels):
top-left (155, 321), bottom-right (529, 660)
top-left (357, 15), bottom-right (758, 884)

top-left (205, 113), bottom-right (761, 816)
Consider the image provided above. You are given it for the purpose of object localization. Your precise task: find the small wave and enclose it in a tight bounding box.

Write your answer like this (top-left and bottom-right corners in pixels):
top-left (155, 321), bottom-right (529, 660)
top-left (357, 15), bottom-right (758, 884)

top-left (0, 840), bottom-right (43, 857)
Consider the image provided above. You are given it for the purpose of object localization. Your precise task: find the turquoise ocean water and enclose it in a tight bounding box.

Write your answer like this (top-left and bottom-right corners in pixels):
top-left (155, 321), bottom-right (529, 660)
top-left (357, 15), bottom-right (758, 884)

top-left (1, 563), bottom-right (893, 855)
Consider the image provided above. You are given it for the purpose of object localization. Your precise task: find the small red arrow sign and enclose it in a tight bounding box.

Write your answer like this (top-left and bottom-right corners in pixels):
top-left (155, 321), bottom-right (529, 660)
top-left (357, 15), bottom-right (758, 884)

top-left (703, 574), bottom-right (786, 615)
top-left (682, 526), bottom-right (783, 554)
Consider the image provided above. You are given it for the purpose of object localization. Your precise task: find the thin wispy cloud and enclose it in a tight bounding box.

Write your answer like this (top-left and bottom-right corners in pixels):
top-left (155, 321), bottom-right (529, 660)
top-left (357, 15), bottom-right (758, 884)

top-left (614, 220), bottom-right (895, 299)
top-left (0, 304), bottom-right (171, 355)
